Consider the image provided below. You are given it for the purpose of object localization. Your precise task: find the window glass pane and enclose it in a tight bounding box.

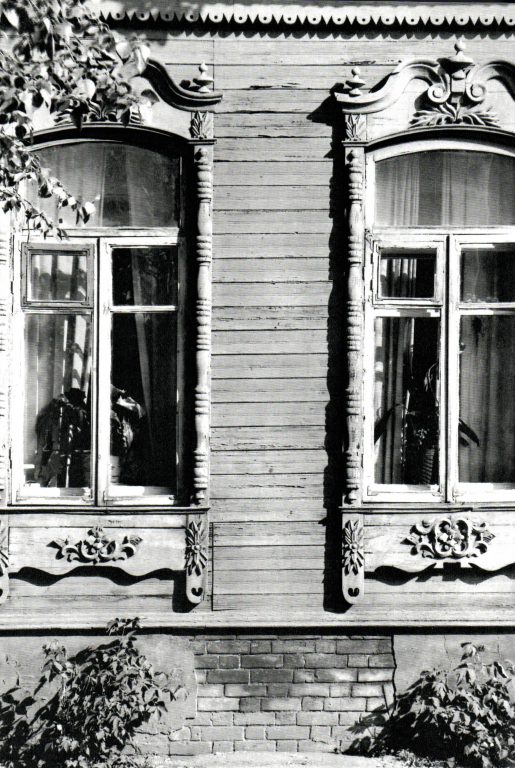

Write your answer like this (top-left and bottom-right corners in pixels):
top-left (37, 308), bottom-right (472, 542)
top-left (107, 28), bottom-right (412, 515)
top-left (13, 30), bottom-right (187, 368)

top-left (112, 247), bottom-right (177, 306)
top-left (111, 313), bottom-right (177, 489)
top-left (28, 249), bottom-right (88, 302)
top-left (24, 314), bottom-right (92, 488)
top-left (459, 315), bottom-right (515, 483)
top-left (379, 250), bottom-right (435, 298)
top-left (29, 143), bottom-right (179, 228)
top-left (461, 248), bottom-right (515, 303)
top-left (375, 151), bottom-right (515, 226)
top-left (374, 316), bottom-right (440, 484)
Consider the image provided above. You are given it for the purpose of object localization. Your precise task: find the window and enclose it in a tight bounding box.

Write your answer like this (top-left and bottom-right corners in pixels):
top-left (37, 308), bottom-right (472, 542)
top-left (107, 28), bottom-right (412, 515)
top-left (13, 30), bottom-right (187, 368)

top-left (11, 140), bottom-right (188, 505)
top-left (364, 145), bottom-right (515, 503)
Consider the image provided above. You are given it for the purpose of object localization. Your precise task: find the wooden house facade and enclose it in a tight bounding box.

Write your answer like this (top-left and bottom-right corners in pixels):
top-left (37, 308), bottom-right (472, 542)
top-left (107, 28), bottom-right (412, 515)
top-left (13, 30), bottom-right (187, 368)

top-left (0, 0), bottom-right (514, 756)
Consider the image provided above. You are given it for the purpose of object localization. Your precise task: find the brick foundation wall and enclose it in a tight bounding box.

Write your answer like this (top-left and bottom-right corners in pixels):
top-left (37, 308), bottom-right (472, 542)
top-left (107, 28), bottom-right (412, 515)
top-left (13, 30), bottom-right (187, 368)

top-left (170, 633), bottom-right (395, 756)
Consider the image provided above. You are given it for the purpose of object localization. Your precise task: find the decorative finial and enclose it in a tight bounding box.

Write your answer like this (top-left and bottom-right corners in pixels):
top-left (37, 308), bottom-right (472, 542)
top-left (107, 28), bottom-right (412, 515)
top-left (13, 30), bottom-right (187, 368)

top-left (193, 62), bottom-right (214, 93)
top-left (449, 39), bottom-right (473, 69)
top-left (346, 67), bottom-right (365, 97)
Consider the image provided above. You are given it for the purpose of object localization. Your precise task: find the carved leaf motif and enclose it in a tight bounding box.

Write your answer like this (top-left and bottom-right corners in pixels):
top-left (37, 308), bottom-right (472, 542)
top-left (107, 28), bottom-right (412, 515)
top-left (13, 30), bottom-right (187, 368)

top-left (51, 527), bottom-right (142, 565)
top-left (405, 517), bottom-right (495, 560)
top-left (342, 519), bottom-right (364, 576)
top-left (0, 521), bottom-right (7, 574)
top-left (344, 114), bottom-right (366, 141)
top-left (190, 111), bottom-right (212, 139)
top-left (411, 101), bottom-right (499, 128)
top-left (185, 519), bottom-right (208, 576)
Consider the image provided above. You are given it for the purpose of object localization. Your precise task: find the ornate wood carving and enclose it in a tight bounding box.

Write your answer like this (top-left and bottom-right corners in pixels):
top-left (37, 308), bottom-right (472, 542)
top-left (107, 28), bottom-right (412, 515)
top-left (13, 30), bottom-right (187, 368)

top-left (0, 518), bottom-right (8, 604)
top-left (190, 111), bottom-right (214, 140)
top-left (334, 41), bottom-right (515, 127)
top-left (190, 131), bottom-right (213, 505)
top-left (344, 113), bottom-right (367, 142)
top-left (405, 517), bottom-right (495, 560)
top-left (143, 59), bottom-right (222, 111)
top-left (344, 146), bottom-right (364, 505)
top-left (95, 4), bottom-right (515, 29)
top-left (50, 527), bottom-right (142, 565)
top-left (185, 515), bottom-right (208, 604)
top-left (342, 514), bottom-right (364, 604)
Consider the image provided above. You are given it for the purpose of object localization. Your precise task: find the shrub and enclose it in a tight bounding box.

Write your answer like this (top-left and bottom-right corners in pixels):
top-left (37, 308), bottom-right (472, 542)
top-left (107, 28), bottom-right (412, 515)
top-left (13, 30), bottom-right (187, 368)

top-left (350, 642), bottom-right (515, 768)
top-left (0, 618), bottom-right (181, 768)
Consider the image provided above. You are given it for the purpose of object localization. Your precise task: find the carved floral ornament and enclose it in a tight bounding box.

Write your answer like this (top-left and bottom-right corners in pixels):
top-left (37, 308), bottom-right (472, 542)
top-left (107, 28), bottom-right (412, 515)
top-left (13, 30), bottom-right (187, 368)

top-left (0, 520), bottom-right (7, 575)
top-left (334, 41), bottom-right (515, 136)
top-left (51, 527), bottom-right (142, 565)
top-left (405, 517), bottom-right (495, 561)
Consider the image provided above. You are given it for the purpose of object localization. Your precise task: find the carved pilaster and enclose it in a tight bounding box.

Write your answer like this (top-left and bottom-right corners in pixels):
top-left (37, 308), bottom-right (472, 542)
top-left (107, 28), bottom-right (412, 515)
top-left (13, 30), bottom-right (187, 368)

top-left (342, 513), bottom-right (364, 604)
top-left (185, 514), bottom-right (208, 604)
top-left (191, 138), bottom-right (213, 504)
top-left (0, 518), bottom-right (8, 604)
top-left (344, 147), bottom-right (364, 505)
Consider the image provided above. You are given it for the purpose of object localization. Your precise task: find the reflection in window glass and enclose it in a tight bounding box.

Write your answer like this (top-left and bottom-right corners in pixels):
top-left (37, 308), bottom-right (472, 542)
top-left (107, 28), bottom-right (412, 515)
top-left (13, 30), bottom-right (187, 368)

top-left (112, 247), bottom-right (177, 306)
top-left (459, 315), bottom-right (515, 482)
top-left (24, 314), bottom-right (92, 488)
top-left (461, 248), bottom-right (515, 303)
top-left (376, 151), bottom-right (515, 227)
top-left (379, 250), bottom-right (435, 298)
top-left (374, 317), bottom-right (440, 484)
top-left (28, 250), bottom-right (88, 303)
top-left (29, 143), bottom-right (180, 228)
top-left (111, 313), bottom-right (177, 489)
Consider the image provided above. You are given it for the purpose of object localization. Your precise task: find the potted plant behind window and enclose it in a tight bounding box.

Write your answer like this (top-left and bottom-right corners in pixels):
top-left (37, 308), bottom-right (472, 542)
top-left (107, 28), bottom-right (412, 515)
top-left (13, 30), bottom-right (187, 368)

top-left (110, 385), bottom-right (145, 485)
top-left (375, 361), bottom-right (480, 484)
top-left (35, 388), bottom-right (90, 487)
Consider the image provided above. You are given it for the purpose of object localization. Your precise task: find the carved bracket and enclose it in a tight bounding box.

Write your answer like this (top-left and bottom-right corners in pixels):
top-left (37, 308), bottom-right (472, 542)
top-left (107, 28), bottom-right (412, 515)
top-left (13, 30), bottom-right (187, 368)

top-left (50, 526), bottom-right (142, 565)
top-left (342, 514), bottom-right (364, 604)
top-left (0, 518), bottom-right (8, 604)
top-left (185, 515), bottom-right (208, 604)
top-left (405, 517), bottom-right (495, 561)
top-left (334, 41), bottom-right (515, 130)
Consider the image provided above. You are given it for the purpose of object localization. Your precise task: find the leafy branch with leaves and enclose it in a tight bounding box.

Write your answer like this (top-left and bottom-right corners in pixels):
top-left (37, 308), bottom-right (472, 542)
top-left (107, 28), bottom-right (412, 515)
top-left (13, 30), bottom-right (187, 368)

top-left (0, 0), bottom-right (151, 236)
top-left (0, 617), bottom-right (182, 768)
top-left (349, 642), bottom-right (515, 768)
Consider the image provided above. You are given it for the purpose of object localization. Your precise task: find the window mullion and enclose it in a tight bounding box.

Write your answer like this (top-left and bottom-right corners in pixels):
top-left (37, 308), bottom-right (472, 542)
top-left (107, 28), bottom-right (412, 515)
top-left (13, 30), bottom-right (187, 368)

top-left (96, 238), bottom-right (111, 506)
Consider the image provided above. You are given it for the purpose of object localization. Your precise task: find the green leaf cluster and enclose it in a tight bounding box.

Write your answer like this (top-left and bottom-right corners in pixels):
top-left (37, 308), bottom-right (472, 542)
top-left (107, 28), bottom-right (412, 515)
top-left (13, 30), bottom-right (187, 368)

top-left (351, 643), bottom-right (515, 768)
top-left (0, 617), bottom-right (182, 768)
top-left (0, 0), bottom-right (149, 236)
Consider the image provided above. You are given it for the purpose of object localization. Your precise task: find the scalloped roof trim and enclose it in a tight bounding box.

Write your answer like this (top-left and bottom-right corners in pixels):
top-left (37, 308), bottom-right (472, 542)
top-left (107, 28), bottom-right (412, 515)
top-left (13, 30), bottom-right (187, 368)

top-left (92, 1), bottom-right (515, 27)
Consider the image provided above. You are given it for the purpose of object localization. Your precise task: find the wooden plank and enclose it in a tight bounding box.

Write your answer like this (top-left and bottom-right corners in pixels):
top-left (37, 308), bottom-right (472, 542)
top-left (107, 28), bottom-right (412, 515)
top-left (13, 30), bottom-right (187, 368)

top-left (211, 475), bottom-right (324, 499)
top-left (367, 575), bottom-right (515, 595)
top-left (215, 187), bottom-right (331, 211)
top-left (213, 283), bottom-right (331, 306)
top-left (214, 211), bottom-right (333, 235)
top-left (216, 114), bottom-right (332, 138)
top-left (212, 329), bottom-right (326, 354)
top-left (211, 426), bottom-right (325, 450)
top-left (214, 522), bottom-right (324, 544)
top-left (215, 63), bottom-right (391, 90)
top-left (9, 514), bottom-right (188, 528)
top-left (215, 162), bottom-right (331, 186)
top-left (215, 139), bottom-right (332, 164)
top-left (212, 402), bottom-right (324, 427)
top-left (211, 354), bottom-right (327, 378)
top-left (212, 307), bottom-right (329, 331)
top-left (211, 449), bottom-right (326, 474)
top-left (209, 499), bottom-right (326, 521)
top-left (214, 544), bottom-right (323, 565)
top-left (215, 569), bottom-right (323, 595)
top-left (213, 233), bottom-right (331, 257)
top-left (218, 90), bottom-right (331, 113)
top-left (212, 37), bottom-right (515, 65)
top-left (212, 378), bottom-right (328, 403)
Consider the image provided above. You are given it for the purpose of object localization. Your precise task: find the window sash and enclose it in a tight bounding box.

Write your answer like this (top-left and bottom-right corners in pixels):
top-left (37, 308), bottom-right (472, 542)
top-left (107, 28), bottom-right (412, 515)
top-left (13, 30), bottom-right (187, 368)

top-left (12, 234), bottom-right (181, 506)
top-left (365, 230), bottom-right (515, 503)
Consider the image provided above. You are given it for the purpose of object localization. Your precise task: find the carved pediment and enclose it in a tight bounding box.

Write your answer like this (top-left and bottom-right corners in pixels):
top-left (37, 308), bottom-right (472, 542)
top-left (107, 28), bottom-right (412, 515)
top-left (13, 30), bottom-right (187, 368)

top-left (334, 41), bottom-right (515, 140)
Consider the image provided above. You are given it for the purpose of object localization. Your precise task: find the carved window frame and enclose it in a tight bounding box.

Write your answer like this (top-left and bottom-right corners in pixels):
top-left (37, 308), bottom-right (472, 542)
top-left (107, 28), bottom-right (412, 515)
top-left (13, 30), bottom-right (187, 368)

top-left (8, 124), bottom-right (215, 510)
top-left (363, 138), bottom-right (515, 504)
